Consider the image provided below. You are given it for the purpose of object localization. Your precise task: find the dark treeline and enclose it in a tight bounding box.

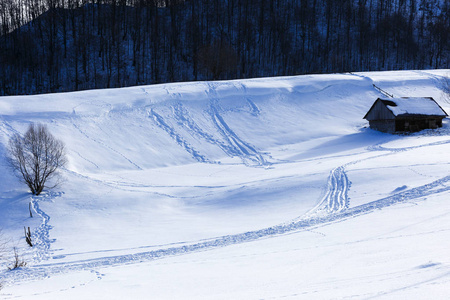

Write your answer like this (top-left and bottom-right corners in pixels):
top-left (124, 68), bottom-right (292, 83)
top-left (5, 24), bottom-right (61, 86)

top-left (0, 0), bottom-right (449, 95)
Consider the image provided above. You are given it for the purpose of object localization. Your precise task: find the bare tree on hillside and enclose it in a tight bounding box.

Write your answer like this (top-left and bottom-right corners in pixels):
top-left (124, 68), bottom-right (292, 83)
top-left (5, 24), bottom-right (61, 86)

top-left (7, 123), bottom-right (67, 196)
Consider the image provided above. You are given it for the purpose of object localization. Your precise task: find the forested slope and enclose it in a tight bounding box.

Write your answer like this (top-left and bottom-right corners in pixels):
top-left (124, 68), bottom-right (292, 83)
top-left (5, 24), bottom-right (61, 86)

top-left (0, 0), bottom-right (449, 95)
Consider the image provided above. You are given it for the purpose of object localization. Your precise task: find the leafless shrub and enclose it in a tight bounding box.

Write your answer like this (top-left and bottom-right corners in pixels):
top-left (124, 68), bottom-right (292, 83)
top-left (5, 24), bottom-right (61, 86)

top-left (7, 247), bottom-right (26, 271)
top-left (6, 123), bottom-right (67, 196)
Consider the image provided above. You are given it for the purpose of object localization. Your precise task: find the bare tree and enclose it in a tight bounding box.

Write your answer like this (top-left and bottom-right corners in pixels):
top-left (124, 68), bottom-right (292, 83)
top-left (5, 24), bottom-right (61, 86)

top-left (0, 231), bottom-right (28, 276)
top-left (7, 123), bottom-right (67, 196)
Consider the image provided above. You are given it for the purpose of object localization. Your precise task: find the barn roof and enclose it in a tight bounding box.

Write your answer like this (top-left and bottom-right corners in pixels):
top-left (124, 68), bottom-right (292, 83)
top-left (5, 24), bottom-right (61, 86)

top-left (383, 97), bottom-right (447, 117)
top-left (364, 97), bottom-right (448, 119)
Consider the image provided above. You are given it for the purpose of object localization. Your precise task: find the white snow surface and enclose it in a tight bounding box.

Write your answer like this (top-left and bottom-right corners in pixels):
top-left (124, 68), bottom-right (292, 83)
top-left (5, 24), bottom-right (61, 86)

top-left (0, 70), bottom-right (450, 299)
top-left (383, 97), bottom-right (448, 116)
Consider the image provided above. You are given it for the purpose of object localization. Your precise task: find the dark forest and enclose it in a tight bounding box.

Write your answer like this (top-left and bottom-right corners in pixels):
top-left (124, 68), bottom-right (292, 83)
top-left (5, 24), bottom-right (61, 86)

top-left (0, 0), bottom-right (449, 95)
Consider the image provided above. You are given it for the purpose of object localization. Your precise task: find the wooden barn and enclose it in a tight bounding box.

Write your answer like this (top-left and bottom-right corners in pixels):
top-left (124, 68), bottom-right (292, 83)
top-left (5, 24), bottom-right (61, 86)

top-left (364, 97), bottom-right (447, 133)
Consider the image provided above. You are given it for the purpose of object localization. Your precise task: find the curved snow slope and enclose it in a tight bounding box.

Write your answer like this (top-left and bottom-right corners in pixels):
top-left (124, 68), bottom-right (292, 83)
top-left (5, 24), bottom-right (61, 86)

top-left (1, 74), bottom-right (372, 170)
top-left (0, 70), bottom-right (450, 296)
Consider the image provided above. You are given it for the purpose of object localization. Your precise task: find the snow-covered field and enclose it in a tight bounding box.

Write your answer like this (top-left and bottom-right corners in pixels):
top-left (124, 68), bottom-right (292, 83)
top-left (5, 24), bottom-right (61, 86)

top-left (1, 70), bottom-right (450, 299)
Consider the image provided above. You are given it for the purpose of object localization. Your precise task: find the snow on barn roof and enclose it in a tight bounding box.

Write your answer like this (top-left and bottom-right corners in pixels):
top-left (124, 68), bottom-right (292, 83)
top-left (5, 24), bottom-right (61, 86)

top-left (380, 97), bottom-right (448, 117)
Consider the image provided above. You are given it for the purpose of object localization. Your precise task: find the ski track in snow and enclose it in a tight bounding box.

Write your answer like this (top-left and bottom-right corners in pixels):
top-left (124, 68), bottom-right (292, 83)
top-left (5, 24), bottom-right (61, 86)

top-left (72, 122), bottom-right (143, 170)
top-left (246, 98), bottom-right (261, 116)
top-left (63, 168), bottom-right (189, 200)
top-left (0, 120), bottom-right (21, 140)
top-left (148, 108), bottom-right (211, 163)
top-left (206, 83), bottom-right (270, 167)
top-left (144, 82), bottom-right (268, 166)
top-left (234, 82), bottom-right (261, 116)
top-left (294, 164), bottom-right (352, 223)
top-left (321, 166), bottom-right (350, 213)
top-left (171, 100), bottom-right (265, 165)
top-left (71, 150), bottom-right (100, 169)
top-left (171, 102), bottom-right (236, 160)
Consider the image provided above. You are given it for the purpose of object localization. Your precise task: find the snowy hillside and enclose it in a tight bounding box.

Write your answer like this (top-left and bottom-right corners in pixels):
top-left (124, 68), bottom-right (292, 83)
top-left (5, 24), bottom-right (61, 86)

top-left (1, 70), bottom-right (450, 299)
